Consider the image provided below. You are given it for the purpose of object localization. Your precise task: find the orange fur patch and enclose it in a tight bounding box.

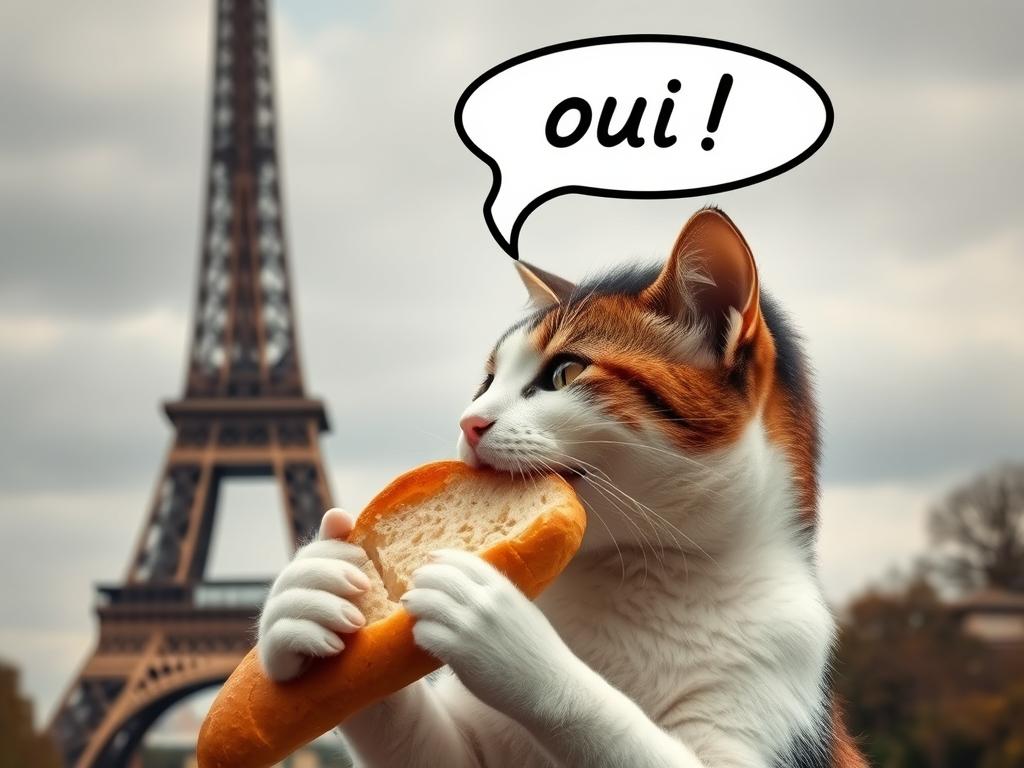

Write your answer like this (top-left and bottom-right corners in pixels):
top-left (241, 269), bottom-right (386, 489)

top-left (529, 291), bottom-right (819, 524)
top-left (831, 703), bottom-right (869, 768)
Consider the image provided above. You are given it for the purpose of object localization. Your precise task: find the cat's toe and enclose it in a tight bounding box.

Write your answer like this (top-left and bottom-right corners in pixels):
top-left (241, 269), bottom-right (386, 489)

top-left (258, 617), bottom-right (345, 681)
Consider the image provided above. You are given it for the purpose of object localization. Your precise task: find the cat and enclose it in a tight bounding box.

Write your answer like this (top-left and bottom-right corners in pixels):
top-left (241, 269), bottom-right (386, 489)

top-left (257, 207), bottom-right (868, 767)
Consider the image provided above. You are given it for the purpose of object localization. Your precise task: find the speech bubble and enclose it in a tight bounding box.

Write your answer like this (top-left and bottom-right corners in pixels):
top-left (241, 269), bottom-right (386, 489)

top-left (455, 35), bottom-right (833, 258)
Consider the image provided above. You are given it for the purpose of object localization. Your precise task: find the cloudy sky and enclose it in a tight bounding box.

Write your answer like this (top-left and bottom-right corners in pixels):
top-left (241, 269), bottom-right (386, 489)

top-left (1, 0), bottom-right (1022, 731)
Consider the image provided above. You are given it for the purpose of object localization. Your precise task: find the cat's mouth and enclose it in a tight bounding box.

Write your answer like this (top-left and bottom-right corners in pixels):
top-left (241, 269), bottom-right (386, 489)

top-left (477, 453), bottom-right (587, 483)
top-left (502, 461), bottom-right (588, 483)
top-left (555, 466), bottom-right (588, 481)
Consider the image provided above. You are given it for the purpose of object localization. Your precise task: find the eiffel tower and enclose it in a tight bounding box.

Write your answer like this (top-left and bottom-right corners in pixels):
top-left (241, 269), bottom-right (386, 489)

top-left (47, 1), bottom-right (334, 764)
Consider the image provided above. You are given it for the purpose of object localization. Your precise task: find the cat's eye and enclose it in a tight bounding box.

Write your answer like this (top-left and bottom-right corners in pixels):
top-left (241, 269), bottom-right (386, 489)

top-left (474, 373), bottom-right (494, 400)
top-left (550, 359), bottom-right (586, 390)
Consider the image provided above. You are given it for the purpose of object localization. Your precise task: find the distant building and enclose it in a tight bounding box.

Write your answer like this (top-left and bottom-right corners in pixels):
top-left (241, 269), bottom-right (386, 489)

top-left (950, 589), bottom-right (1024, 647)
top-left (0, 660), bottom-right (61, 768)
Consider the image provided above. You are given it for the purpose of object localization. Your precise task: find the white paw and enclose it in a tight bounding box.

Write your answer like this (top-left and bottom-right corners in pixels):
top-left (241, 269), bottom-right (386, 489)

top-left (258, 509), bottom-right (370, 682)
top-left (401, 549), bottom-right (571, 714)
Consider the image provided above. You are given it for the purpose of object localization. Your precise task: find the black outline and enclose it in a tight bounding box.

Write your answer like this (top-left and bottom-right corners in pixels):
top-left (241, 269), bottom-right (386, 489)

top-left (454, 35), bottom-right (835, 260)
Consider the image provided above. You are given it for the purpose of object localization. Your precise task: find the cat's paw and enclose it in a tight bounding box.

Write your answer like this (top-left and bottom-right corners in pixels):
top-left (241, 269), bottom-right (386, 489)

top-left (257, 508), bottom-right (371, 682)
top-left (401, 549), bottom-right (572, 716)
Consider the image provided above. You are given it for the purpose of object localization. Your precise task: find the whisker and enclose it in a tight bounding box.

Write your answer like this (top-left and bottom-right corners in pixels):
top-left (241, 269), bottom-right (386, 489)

top-left (551, 453), bottom-right (674, 556)
top-left (565, 414), bottom-right (723, 429)
top-left (526, 451), bottom-right (628, 586)
top-left (559, 438), bottom-right (727, 484)
top-left (545, 448), bottom-right (714, 569)
top-left (411, 424), bottom-right (453, 450)
top-left (546, 451), bottom-right (692, 566)
top-left (582, 475), bottom-right (667, 577)
top-left (540, 454), bottom-right (657, 583)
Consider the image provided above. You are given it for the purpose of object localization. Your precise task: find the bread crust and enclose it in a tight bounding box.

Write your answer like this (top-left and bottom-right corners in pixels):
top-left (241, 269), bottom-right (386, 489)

top-left (197, 461), bottom-right (586, 768)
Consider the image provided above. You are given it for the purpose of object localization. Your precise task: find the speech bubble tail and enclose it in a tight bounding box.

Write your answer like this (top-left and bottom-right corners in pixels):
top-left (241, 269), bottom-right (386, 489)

top-left (483, 212), bottom-right (518, 259)
top-left (486, 184), bottom-right (543, 261)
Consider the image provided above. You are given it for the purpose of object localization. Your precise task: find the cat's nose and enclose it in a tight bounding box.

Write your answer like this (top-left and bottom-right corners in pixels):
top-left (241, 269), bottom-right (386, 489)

top-left (460, 415), bottom-right (495, 448)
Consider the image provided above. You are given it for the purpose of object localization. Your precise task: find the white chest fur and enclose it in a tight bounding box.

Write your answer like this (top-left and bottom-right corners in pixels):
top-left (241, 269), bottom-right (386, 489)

top-left (536, 542), bottom-right (835, 754)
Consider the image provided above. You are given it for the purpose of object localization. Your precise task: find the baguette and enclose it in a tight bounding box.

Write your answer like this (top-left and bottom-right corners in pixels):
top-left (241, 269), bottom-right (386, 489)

top-left (197, 460), bottom-right (586, 767)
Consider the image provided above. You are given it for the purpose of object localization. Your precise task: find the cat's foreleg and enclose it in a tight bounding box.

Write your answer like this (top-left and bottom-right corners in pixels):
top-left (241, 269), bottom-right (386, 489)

top-left (339, 679), bottom-right (477, 768)
top-left (403, 549), bottom-right (716, 768)
top-left (257, 508), bottom-right (478, 768)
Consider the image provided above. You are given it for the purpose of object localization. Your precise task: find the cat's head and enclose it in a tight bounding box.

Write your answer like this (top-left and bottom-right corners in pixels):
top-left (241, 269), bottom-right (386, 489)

top-left (457, 208), bottom-right (818, 556)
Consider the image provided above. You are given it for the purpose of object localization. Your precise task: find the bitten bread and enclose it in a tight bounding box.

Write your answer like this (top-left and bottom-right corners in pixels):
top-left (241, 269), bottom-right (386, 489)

top-left (197, 460), bottom-right (586, 768)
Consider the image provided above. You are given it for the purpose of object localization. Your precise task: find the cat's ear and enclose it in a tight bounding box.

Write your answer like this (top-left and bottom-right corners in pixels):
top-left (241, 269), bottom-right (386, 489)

top-left (643, 208), bottom-right (761, 366)
top-left (514, 261), bottom-right (575, 310)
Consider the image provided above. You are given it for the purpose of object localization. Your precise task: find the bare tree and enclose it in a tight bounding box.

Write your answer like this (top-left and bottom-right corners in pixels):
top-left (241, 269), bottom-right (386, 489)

top-left (928, 463), bottom-right (1024, 593)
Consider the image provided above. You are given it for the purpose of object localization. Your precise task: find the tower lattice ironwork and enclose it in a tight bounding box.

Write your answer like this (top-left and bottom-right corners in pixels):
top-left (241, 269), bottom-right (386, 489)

top-left (47, 1), bottom-right (333, 764)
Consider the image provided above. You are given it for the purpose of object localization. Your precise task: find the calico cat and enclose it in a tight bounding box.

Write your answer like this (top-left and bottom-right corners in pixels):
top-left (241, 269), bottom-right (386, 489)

top-left (257, 208), bottom-right (868, 767)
